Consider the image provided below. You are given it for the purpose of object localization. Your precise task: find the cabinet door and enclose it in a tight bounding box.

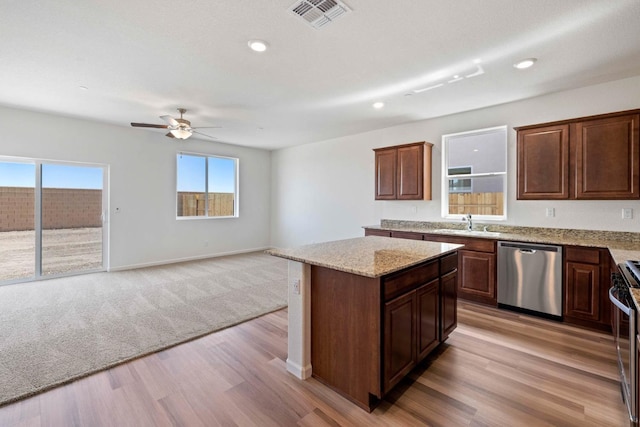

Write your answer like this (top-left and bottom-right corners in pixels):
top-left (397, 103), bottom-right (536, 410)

top-left (416, 279), bottom-right (440, 359)
top-left (458, 250), bottom-right (496, 305)
top-left (565, 261), bottom-right (600, 321)
top-left (441, 270), bottom-right (457, 341)
top-left (397, 144), bottom-right (423, 200)
top-left (383, 291), bottom-right (416, 393)
top-left (575, 114), bottom-right (640, 199)
top-left (375, 148), bottom-right (397, 200)
top-left (517, 125), bottom-right (569, 199)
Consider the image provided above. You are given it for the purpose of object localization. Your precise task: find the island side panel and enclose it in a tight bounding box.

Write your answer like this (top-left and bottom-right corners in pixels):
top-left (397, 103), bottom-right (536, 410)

top-left (310, 265), bottom-right (381, 411)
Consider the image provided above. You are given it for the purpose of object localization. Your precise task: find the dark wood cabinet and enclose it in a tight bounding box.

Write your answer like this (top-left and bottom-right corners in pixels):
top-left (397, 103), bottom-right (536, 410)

top-left (374, 148), bottom-right (397, 200)
top-left (311, 251), bottom-right (458, 411)
top-left (575, 114), bottom-right (639, 199)
top-left (458, 250), bottom-right (496, 305)
top-left (564, 246), bottom-right (610, 330)
top-left (417, 279), bottom-right (440, 360)
top-left (517, 124), bottom-right (569, 199)
top-left (440, 270), bottom-right (457, 340)
top-left (391, 230), bottom-right (423, 240)
top-left (374, 142), bottom-right (433, 200)
top-left (515, 109), bottom-right (640, 200)
top-left (384, 291), bottom-right (416, 392)
top-left (421, 233), bottom-right (496, 306)
top-left (381, 256), bottom-right (456, 396)
top-left (565, 261), bottom-right (600, 320)
top-left (364, 228), bottom-right (392, 237)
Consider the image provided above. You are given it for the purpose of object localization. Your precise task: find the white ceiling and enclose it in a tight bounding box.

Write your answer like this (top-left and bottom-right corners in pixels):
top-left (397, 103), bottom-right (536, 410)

top-left (1, 0), bottom-right (640, 150)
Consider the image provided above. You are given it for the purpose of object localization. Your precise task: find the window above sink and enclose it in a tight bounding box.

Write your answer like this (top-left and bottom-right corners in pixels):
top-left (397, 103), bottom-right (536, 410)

top-left (441, 126), bottom-right (507, 221)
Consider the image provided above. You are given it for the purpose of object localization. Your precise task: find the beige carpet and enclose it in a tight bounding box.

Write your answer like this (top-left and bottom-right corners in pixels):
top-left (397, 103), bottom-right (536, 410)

top-left (0, 251), bottom-right (288, 406)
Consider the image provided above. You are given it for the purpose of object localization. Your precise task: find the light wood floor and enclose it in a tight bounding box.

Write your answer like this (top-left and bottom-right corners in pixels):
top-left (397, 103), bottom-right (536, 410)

top-left (0, 301), bottom-right (628, 426)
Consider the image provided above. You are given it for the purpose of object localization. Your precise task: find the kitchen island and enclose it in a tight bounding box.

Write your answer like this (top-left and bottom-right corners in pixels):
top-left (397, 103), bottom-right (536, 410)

top-left (267, 236), bottom-right (462, 411)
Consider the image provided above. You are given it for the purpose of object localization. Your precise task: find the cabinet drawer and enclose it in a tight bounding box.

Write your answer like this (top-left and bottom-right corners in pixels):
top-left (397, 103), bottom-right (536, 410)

top-left (565, 246), bottom-right (600, 264)
top-left (384, 260), bottom-right (439, 301)
top-left (423, 234), bottom-right (495, 253)
top-left (391, 231), bottom-right (423, 240)
top-left (440, 252), bottom-right (458, 274)
top-left (365, 228), bottom-right (392, 237)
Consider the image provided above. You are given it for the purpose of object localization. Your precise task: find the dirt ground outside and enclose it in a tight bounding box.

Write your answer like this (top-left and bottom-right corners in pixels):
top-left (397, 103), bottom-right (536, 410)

top-left (0, 227), bottom-right (102, 282)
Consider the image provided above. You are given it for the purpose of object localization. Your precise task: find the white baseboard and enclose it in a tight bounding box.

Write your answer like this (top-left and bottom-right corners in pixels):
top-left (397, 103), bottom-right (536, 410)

top-left (108, 246), bottom-right (272, 272)
top-left (286, 359), bottom-right (312, 380)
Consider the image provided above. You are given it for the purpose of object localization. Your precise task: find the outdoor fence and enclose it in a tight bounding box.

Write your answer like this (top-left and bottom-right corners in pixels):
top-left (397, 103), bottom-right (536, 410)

top-left (449, 192), bottom-right (504, 216)
top-left (1, 187), bottom-right (237, 232)
top-left (177, 192), bottom-right (234, 217)
top-left (0, 187), bottom-right (102, 232)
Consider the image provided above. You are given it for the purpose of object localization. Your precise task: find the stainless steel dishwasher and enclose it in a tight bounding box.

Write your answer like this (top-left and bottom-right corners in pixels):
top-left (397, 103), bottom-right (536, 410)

top-left (497, 241), bottom-right (563, 319)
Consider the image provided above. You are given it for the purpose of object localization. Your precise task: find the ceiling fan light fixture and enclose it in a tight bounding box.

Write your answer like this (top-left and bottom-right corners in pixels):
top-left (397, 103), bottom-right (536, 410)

top-left (170, 128), bottom-right (193, 139)
top-left (248, 40), bottom-right (268, 52)
top-left (514, 58), bottom-right (537, 69)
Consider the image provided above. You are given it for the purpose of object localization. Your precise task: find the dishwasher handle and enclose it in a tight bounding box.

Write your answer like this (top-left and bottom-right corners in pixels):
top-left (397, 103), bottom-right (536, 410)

top-left (498, 241), bottom-right (560, 252)
top-left (519, 248), bottom-right (536, 254)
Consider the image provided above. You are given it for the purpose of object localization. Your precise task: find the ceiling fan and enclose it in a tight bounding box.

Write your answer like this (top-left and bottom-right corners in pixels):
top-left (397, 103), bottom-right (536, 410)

top-left (131, 108), bottom-right (220, 140)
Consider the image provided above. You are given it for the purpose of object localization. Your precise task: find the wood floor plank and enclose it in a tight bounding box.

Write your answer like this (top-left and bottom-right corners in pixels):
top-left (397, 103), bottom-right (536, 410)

top-left (0, 303), bottom-right (629, 426)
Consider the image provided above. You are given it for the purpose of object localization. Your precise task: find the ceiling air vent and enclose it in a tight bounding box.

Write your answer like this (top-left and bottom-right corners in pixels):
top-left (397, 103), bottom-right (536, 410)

top-left (289, 0), bottom-right (351, 29)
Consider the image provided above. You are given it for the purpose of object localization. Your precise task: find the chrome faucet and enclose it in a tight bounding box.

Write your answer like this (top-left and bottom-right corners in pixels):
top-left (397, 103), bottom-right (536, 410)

top-left (463, 213), bottom-right (473, 231)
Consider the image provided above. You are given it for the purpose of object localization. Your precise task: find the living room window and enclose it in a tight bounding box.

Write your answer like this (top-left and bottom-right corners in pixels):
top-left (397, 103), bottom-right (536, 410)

top-left (441, 126), bottom-right (506, 220)
top-left (176, 152), bottom-right (238, 218)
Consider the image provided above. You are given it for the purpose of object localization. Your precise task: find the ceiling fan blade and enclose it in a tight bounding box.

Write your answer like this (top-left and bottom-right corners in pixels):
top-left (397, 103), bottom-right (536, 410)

top-left (131, 122), bottom-right (169, 129)
top-left (192, 130), bottom-right (218, 140)
top-left (160, 115), bottom-right (179, 127)
top-left (165, 132), bottom-right (175, 138)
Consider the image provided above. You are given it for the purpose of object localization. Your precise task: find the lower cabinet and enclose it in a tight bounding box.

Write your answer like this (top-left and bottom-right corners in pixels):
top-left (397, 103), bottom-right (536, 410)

top-left (310, 251), bottom-right (459, 412)
top-left (382, 256), bottom-right (456, 394)
top-left (458, 249), bottom-right (496, 305)
top-left (384, 285), bottom-right (418, 392)
top-left (383, 278), bottom-right (441, 392)
top-left (564, 246), bottom-right (610, 330)
top-left (440, 270), bottom-right (457, 340)
top-left (364, 227), bottom-right (614, 332)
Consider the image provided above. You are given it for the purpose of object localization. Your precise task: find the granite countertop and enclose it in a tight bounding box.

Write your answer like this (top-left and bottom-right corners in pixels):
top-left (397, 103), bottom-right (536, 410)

top-left (368, 219), bottom-right (640, 310)
top-left (266, 236), bottom-right (463, 278)
top-left (365, 220), bottom-right (640, 264)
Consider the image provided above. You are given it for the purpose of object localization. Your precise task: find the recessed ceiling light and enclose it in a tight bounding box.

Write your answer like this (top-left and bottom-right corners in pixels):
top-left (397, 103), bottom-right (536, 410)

top-left (373, 102), bottom-right (385, 109)
top-left (514, 58), bottom-right (537, 69)
top-left (248, 40), bottom-right (268, 52)
top-left (79, 85), bottom-right (88, 90)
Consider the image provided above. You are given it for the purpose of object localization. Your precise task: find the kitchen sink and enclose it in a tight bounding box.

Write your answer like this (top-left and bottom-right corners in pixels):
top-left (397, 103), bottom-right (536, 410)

top-left (432, 229), bottom-right (502, 238)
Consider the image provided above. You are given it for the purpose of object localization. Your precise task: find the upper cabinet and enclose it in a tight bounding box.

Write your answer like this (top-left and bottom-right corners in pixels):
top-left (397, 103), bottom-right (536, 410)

top-left (374, 142), bottom-right (433, 200)
top-left (516, 109), bottom-right (640, 200)
top-left (517, 124), bottom-right (570, 199)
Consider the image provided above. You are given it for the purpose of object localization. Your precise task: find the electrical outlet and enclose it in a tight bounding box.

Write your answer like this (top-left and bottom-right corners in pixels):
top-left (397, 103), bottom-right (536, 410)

top-left (623, 208), bottom-right (633, 219)
top-left (546, 207), bottom-right (555, 217)
top-left (292, 279), bottom-right (301, 295)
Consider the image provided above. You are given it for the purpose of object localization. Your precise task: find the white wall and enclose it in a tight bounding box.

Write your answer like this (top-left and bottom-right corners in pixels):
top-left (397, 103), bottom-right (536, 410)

top-left (0, 106), bottom-right (272, 270)
top-left (271, 75), bottom-right (640, 248)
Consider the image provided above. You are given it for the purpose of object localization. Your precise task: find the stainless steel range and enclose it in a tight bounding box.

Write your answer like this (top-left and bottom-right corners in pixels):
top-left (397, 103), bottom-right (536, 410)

top-left (612, 261), bottom-right (640, 426)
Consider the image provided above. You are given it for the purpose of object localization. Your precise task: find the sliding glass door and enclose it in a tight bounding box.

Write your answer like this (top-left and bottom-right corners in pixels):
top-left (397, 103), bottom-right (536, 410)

top-left (0, 159), bottom-right (107, 284)
top-left (0, 161), bottom-right (36, 282)
top-left (41, 164), bottom-right (104, 277)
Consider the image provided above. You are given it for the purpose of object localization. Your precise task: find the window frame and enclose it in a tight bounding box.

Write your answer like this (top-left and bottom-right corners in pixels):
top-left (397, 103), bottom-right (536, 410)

top-left (176, 151), bottom-right (239, 220)
top-left (441, 125), bottom-right (507, 221)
